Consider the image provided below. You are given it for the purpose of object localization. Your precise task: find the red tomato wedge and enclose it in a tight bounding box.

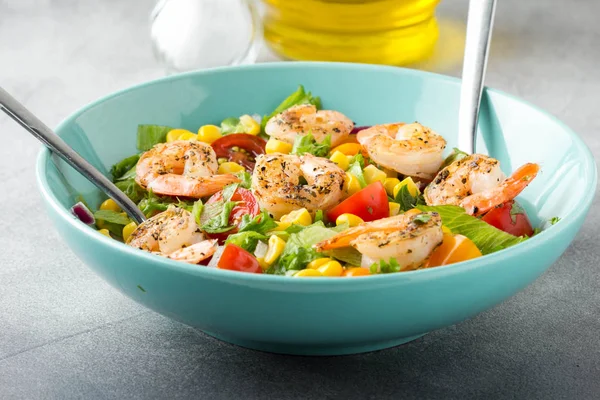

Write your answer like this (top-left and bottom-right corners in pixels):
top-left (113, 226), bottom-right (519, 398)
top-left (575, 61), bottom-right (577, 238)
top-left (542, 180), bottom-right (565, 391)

top-left (327, 181), bottom-right (389, 222)
top-left (211, 134), bottom-right (266, 171)
top-left (481, 200), bottom-right (534, 237)
top-left (217, 244), bottom-right (262, 273)
top-left (205, 187), bottom-right (259, 242)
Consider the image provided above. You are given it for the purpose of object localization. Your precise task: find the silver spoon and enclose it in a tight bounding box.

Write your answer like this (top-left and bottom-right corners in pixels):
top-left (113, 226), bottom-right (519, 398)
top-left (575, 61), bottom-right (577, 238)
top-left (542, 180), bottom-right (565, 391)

top-left (457, 0), bottom-right (497, 154)
top-left (0, 87), bottom-right (147, 224)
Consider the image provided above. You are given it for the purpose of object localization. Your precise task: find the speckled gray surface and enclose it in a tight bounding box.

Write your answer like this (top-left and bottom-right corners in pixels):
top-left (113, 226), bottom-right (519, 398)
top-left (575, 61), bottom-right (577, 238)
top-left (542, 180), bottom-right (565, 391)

top-left (1, 0), bottom-right (599, 399)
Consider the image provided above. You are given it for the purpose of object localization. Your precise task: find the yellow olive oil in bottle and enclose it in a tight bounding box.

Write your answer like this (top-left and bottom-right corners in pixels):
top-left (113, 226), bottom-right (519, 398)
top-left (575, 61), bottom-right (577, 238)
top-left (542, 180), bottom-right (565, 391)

top-left (262, 0), bottom-right (441, 66)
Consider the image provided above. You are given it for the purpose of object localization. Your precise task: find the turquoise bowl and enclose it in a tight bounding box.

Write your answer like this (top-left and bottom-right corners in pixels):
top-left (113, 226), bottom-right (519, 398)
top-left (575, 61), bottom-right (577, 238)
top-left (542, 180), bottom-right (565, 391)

top-left (36, 63), bottom-right (596, 356)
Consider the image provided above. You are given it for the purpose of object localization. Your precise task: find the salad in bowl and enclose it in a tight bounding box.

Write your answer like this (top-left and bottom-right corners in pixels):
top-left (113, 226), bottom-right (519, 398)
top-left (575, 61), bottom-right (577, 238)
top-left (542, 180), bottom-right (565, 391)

top-left (74, 85), bottom-right (546, 277)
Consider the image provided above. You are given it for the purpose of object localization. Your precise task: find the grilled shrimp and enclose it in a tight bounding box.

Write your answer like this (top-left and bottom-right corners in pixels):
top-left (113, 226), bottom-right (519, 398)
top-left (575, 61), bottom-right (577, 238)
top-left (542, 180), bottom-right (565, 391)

top-left (315, 210), bottom-right (443, 271)
top-left (357, 122), bottom-right (446, 179)
top-left (136, 140), bottom-right (239, 198)
top-left (127, 205), bottom-right (217, 264)
top-left (251, 153), bottom-right (345, 219)
top-left (265, 104), bottom-right (354, 147)
top-left (424, 154), bottom-right (540, 216)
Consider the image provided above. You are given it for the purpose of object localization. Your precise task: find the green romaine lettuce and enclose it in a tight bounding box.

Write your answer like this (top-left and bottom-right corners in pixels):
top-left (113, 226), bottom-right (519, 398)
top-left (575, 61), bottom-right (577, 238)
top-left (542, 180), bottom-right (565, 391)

top-left (291, 133), bottom-right (331, 157)
top-left (441, 148), bottom-right (469, 169)
top-left (347, 154), bottom-right (367, 188)
top-left (261, 85), bottom-right (322, 131)
top-left (225, 231), bottom-right (267, 253)
top-left (238, 210), bottom-right (278, 235)
top-left (136, 124), bottom-right (172, 151)
top-left (115, 179), bottom-right (146, 204)
top-left (417, 205), bottom-right (526, 254)
top-left (110, 154), bottom-right (140, 181)
top-left (94, 210), bottom-right (131, 225)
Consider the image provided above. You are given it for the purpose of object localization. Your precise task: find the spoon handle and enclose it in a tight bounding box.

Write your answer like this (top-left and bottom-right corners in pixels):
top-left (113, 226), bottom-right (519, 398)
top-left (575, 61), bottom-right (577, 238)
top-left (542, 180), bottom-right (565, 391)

top-left (458, 0), bottom-right (497, 154)
top-left (0, 87), bottom-right (146, 224)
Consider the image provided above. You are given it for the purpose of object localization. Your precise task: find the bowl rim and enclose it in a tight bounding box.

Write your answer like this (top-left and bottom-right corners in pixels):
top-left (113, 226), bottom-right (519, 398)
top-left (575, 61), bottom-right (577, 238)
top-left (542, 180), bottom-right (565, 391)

top-left (36, 61), bottom-right (598, 286)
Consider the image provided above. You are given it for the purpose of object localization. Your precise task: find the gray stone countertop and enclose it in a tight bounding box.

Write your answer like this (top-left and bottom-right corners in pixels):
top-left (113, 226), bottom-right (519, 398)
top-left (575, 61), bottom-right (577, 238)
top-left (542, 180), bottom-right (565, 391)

top-left (1, 0), bottom-right (599, 399)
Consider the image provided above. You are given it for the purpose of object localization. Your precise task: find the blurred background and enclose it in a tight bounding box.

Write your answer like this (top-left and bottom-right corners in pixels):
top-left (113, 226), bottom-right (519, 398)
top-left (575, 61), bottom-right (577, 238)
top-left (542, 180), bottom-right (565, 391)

top-left (2, 0), bottom-right (594, 142)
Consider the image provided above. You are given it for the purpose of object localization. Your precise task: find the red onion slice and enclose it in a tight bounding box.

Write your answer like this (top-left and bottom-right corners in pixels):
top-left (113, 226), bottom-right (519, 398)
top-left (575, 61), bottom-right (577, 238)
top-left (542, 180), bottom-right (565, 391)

top-left (351, 125), bottom-right (371, 135)
top-left (70, 202), bottom-right (95, 225)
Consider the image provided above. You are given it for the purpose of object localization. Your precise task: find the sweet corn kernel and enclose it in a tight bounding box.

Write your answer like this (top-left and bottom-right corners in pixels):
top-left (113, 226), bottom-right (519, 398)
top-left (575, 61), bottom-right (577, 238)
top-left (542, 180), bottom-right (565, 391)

top-left (343, 267), bottom-right (371, 277)
top-left (294, 269), bottom-right (322, 277)
top-left (265, 138), bottom-right (293, 154)
top-left (122, 222), bottom-right (137, 242)
top-left (392, 176), bottom-right (420, 198)
top-left (239, 114), bottom-right (260, 135)
top-left (265, 235), bottom-right (286, 265)
top-left (329, 151), bottom-right (349, 171)
top-left (363, 165), bottom-right (387, 185)
top-left (178, 130), bottom-right (197, 141)
top-left (344, 173), bottom-right (362, 195)
top-left (218, 161), bottom-right (245, 174)
top-left (335, 213), bottom-right (364, 227)
top-left (197, 124), bottom-right (222, 144)
top-left (98, 229), bottom-right (111, 237)
top-left (383, 178), bottom-right (401, 196)
top-left (383, 168), bottom-right (397, 178)
top-left (256, 257), bottom-right (270, 270)
top-left (389, 202), bottom-right (401, 216)
top-left (168, 129), bottom-right (195, 142)
top-left (442, 225), bottom-right (452, 234)
top-left (307, 258), bottom-right (332, 270)
top-left (278, 208), bottom-right (312, 230)
top-left (318, 260), bottom-right (344, 277)
top-left (330, 143), bottom-right (362, 156)
top-left (100, 198), bottom-right (121, 212)
top-left (166, 129), bottom-right (188, 142)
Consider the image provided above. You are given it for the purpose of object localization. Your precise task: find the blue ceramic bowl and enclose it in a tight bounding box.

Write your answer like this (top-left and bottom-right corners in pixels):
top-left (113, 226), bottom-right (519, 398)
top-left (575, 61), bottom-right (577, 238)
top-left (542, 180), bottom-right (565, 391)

top-left (37, 63), bottom-right (596, 355)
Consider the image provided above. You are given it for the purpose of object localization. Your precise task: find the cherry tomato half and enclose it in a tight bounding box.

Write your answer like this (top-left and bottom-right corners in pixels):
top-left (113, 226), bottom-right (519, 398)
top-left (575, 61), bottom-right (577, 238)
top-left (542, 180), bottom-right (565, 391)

top-left (327, 181), bottom-right (389, 223)
top-left (217, 244), bottom-right (262, 273)
top-left (206, 187), bottom-right (260, 242)
top-left (481, 200), bottom-right (534, 237)
top-left (211, 133), bottom-right (266, 171)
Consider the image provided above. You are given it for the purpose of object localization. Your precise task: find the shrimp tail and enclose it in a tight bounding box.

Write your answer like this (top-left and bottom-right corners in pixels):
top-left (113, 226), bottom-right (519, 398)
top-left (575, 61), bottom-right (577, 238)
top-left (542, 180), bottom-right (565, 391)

top-left (461, 163), bottom-right (540, 216)
top-left (148, 174), bottom-right (240, 198)
top-left (168, 239), bottom-right (218, 264)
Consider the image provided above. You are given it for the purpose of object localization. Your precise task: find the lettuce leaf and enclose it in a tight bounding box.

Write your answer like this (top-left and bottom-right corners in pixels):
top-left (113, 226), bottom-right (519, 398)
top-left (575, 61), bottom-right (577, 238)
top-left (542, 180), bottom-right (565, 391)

top-left (225, 231), bottom-right (267, 253)
top-left (115, 179), bottom-right (146, 204)
top-left (110, 154), bottom-right (140, 181)
top-left (136, 124), bottom-right (172, 151)
top-left (238, 210), bottom-right (278, 234)
top-left (261, 85), bottom-right (322, 131)
top-left (417, 205), bottom-right (527, 254)
top-left (235, 171), bottom-right (252, 189)
top-left (393, 184), bottom-right (425, 212)
top-left (291, 133), bottom-right (331, 157)
top-left (441, 148), bottom-right (469, 169)
top-left (347, 154), bottom-right (367, 188)
top-left (270, 221), bottom-right (337, 274)
top-left (137, 190), bottom-right (193, 216)
top-left (201, 201), bottom-right (237, 234)
top-left (192, 200), bottom-right (203, 226)
top-left (94, 210), bottom-right (131, 226)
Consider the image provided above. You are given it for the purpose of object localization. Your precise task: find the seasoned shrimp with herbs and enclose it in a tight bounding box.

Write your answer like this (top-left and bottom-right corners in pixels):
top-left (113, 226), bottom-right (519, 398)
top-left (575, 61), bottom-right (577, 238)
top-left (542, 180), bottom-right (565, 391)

top-left (127, 205), bottom-right (218, 264)
top-left (136, 140), bottom-right (239, 198)
top-left (424, 154), bottom-right (540, 216)
top-left (79, 84), bottom-right (548, 278)
top-left (315, 210), bottom-right (443, 271)
top-left (265, 104), bottom-right (354, 147)
top-left (357, 122), bottom-right (447, 179)
top-left (251, 153), bottom-right (345, 219)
